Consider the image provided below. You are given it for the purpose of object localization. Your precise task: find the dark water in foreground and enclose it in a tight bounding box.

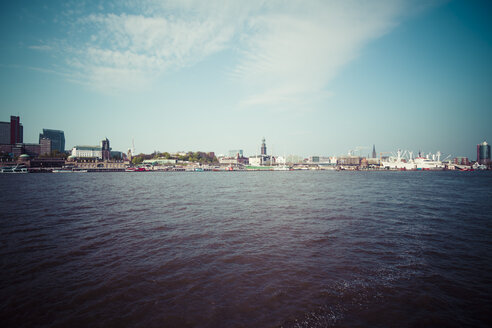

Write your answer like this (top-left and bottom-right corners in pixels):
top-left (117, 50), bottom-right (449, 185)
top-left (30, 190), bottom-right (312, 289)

top-left (1, 171), bottom-right (491, 327)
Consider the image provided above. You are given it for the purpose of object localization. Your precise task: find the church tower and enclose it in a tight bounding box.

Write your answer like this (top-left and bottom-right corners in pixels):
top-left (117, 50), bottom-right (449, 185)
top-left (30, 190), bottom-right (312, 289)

top-left (372, 144), bottom-right (377, 158)
top-left (261, 138), bottom-right (267, 155)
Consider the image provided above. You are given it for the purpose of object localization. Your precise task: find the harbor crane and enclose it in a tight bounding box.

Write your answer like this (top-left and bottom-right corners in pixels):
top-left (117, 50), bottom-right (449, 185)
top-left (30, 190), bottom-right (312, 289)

top-left (379, 152), bottom-right (391, 165)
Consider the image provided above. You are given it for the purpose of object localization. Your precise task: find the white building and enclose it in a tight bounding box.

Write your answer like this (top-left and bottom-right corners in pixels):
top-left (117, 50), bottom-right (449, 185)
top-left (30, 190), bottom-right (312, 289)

top-left (249, 155), bottom-right (274, 166)
top-left (219, 157), bottom-right (239, 165)
top-left (71, 146), bottom-right (102, 159)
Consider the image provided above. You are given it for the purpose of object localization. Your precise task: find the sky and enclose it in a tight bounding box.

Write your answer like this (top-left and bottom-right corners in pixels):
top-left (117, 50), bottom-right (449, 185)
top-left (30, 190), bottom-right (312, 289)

top-left (0, 0), bottom-right (491, 159)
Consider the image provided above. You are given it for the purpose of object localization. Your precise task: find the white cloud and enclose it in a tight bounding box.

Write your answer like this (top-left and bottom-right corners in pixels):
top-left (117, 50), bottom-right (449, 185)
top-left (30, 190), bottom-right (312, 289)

top-left (67, 10), bottom-right (238, 91)
top-left (234, 0), bottom-right (407, 109)
top-left (43, 0), bottom-right (256, 92)
top-left (34, 0), bottom-right (436, 101)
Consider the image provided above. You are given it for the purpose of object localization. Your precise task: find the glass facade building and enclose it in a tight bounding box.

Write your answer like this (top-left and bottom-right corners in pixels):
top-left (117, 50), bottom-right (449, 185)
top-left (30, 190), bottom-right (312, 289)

top-left (39, 129), bottom-right (65, 153)
top-left (0, 122), bottom-right (9, 144)
top-left (228, 149), bottom-right (244, 157)
top-left (477, 141), bottom-right (490, 165)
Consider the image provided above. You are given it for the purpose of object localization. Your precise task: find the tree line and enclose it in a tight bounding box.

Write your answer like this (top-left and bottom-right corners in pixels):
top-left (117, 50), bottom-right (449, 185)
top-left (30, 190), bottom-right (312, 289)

top-left (131, 151), bottom-right (218, 165)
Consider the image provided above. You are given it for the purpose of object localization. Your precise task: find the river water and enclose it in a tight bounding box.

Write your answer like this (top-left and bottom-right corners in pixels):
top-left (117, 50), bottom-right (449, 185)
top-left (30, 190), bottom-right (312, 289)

top-left (1, 171), bottom-right (491, 327)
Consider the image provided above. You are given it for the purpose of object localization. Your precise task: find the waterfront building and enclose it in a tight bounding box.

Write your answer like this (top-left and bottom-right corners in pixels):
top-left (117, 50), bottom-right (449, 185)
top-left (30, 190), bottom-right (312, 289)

top-left (219, 157), bottom-right (237, 165)
top-left (110, 151), bottom-right (123, 160)
top-left (248, 156), bottom-right (262, 166)
top-left (40, 138), bottom-right (52, 156)
top-left (9, 143), bottom-right (41, 158)
top-left (249, 155), bottom-right (274, 166)
top-left (247, 137), bottom-right (274, 166)
top-left (0, 116), bottom-right (23, 145)
top-left (71, 145), bottom-right (103, 159)
top-left (101, 138), bottom-right (111, 160)
top-left (219, 155), bottom-right (249, 165)
top-left (72, 138), bottom-right (112, 160)
top-left (477, 141), bottom-right (490, 165)
top-left (307, 156), bottom-right (332, 164)
top-left (39, 129), bottom-right (65, 153)
top-left (337, 156), bottom-right (362, 166)
top-left (453, 157), bottom-right (470, 166)
top-left (22, 143), bottom-right (41, 157)
top-left (0, 144), bottom-right (13, 155)
top-left (367, 158), bottom-right (380, 166)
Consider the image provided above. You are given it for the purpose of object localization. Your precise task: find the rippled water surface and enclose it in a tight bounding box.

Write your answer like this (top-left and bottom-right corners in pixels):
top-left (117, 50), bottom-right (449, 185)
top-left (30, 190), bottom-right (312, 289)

top-left (1, 171), bottom-right (491, 327)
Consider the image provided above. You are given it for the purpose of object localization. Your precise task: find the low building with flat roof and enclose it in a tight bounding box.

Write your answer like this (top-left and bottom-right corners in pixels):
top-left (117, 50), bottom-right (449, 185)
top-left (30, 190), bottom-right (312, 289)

top-left (337, 156), bottom-right (362, 166)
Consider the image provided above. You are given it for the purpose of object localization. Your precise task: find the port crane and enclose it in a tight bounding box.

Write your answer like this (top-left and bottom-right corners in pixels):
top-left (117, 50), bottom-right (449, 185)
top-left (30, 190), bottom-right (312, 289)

top-left (379, 152), bottom-right (391, 162)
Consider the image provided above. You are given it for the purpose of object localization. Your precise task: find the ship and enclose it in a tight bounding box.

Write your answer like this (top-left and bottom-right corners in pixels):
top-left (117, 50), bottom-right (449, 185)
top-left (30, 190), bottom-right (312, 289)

top-left (0, 165), bottom-right (28, 173)
top-left (413, 152), bottom-right (445, 170)
top-left (381, 150), bottom-right (445, 170)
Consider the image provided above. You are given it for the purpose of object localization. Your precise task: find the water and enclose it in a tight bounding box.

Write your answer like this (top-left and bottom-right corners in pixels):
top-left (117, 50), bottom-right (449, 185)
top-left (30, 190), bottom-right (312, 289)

top-left (1, 171), bottom-right (491, 327)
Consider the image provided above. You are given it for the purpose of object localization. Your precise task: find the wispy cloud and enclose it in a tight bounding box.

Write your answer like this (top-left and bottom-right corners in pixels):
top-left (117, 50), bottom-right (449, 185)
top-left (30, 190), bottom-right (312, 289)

top-left (28, 44), bottom-right (53, 51)
top-left (36, 0), bottom-right (254, 92)
top-left (233, 1), bottom-right (408, 109)
top-left (30, 0), bottom-right (436, 101)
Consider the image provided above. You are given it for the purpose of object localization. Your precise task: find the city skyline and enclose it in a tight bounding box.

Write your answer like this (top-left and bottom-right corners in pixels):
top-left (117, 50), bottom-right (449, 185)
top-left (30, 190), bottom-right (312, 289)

top-left (1, 0), bottom-right (491, 159)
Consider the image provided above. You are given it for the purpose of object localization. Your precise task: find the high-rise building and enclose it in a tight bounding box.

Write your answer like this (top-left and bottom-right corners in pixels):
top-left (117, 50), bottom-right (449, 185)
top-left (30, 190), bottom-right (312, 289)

top-left (372, 144), bottom-right (377, 158)
top-left (40, 138), bottom-right (52, 156)
top-left (39, 129), bottom-right (65, 153)
top-left (477, 141), bottom-right (490, 165)
top-left (0, 121), bottom-right (9, 144)
top-left (261, 137), bottom-right (267, 155)
top-left (0, 116), bottom-right (23, 144)
top-left (10, 116), bottom-right (23, 144)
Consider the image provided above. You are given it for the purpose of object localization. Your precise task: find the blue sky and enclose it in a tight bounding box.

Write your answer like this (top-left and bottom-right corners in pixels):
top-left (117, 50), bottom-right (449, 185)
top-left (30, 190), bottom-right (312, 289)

top-left (0, 0), bottom-right (490, 159)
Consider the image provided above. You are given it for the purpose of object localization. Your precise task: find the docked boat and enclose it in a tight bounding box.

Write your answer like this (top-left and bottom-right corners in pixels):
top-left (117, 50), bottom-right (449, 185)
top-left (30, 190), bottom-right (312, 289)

top-left (413, 156), bottom-right (445, 170)
top-left (53, 168), bottom-right (88, 173)
top-left (125, 167), bottom-right (147, 172)
top-left (381, 150), bottom-right (445, 170)
top-left (381, 150), bottom-right (416, 170)
top-left (1, 165), bottom-right (28, 173)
